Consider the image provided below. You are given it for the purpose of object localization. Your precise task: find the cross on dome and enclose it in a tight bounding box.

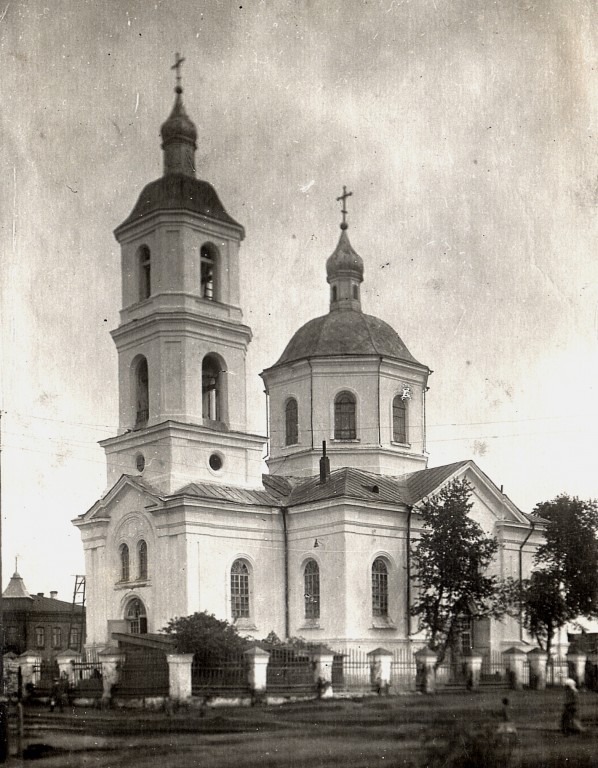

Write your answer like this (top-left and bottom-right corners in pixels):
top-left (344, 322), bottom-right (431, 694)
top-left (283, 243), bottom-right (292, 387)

top-left (336, 186), bottom-right (353, 230)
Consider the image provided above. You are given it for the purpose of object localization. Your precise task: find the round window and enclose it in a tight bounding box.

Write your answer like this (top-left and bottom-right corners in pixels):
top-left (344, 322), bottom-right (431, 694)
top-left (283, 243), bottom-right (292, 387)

top-left (209, 453), bottom-right (223, 471)
top-left (135, 453), bottom-right (145, 472)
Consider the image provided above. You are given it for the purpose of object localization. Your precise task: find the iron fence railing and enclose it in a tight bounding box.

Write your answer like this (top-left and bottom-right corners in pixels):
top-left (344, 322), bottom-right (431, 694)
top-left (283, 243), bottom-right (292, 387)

top-left (192, 655), bottom-right (249, 695)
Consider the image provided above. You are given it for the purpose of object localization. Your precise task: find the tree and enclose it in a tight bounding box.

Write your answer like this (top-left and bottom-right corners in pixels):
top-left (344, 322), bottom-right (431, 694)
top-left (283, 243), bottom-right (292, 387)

top-left (162, 611), bottom-right (250, 661)
top-left (519, 571), bottom-right (569, 657)
top-left (520, 494), bottom-right (598, 655)
top-left (411, 479), bottom-right (503, 667)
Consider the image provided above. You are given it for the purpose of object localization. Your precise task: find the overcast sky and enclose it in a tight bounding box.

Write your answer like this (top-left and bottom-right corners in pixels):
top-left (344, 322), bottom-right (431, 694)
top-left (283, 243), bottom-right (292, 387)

top-left (2, 0), bottom-right (598, 599)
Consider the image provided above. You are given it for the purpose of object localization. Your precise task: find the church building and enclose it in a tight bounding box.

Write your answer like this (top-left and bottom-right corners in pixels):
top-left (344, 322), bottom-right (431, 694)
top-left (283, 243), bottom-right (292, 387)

top-left (74, 69), bottom-right (544, 658)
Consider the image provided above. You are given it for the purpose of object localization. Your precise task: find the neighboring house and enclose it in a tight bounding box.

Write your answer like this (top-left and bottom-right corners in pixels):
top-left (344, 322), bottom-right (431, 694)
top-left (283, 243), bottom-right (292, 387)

top-left (74, 73), bottom-right (545, 657)
top-left (1, 571), bottom-right (85, 661)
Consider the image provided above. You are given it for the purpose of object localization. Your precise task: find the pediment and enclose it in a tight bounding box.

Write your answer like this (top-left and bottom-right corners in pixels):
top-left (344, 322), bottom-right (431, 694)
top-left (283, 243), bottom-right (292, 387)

top-left (76, 475), bottom-right (163, 525)
top-left (412, 459), bottom-right (531, 529)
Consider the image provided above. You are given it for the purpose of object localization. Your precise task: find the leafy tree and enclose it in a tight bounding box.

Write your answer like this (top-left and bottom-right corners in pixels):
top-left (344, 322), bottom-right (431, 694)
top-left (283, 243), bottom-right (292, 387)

top-left (162, 611), bottom-right (249, 661)
top-left (519, 571), bottom-right (569, 657)
top-left (534, 494), bottom-right (598, 618)
top-left (411, 479), bottom-right (503, 667)
top-left (519, 494), bottom-right (598, 655)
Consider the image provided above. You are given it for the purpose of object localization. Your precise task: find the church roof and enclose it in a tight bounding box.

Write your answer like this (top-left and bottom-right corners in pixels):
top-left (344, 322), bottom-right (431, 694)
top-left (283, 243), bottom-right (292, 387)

top-left (2, 571), bottom-right (32, 599)
top-left (267, 310), bottom-right (425, 369)
top-left (177, 481), bottom-right (278, 506)
top-left (115, 173), bottom-right (244, 235)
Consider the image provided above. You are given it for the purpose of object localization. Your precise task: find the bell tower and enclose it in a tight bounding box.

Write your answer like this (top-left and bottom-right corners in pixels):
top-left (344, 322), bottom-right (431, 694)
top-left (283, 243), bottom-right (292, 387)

top-left (101, 58), bottom-right (266, 492)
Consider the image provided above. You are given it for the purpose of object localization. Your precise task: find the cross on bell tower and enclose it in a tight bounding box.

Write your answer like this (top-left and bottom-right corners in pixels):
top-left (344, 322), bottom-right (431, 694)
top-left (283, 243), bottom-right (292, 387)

top-left (171, 52), bottom-right (185, 90)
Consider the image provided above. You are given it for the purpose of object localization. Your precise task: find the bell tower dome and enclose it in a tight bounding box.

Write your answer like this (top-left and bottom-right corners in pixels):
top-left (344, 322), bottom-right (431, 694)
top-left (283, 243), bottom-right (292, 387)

top-left (100, 57), bottom-right (266, 492)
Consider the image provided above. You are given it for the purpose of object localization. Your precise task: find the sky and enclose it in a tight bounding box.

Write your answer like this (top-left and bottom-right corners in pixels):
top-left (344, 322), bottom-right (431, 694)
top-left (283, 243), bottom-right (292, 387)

top-left (1, 0), bottom-right (598, 599)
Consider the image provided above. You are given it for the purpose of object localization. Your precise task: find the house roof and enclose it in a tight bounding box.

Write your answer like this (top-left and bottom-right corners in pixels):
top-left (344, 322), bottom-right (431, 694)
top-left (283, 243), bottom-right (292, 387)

top-left (0, 594), bottom-right (83, 615)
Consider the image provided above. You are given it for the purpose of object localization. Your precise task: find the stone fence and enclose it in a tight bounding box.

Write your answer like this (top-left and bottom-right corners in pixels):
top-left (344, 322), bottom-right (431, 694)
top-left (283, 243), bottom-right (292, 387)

top-left (6, 645), bottom-right (592, 705)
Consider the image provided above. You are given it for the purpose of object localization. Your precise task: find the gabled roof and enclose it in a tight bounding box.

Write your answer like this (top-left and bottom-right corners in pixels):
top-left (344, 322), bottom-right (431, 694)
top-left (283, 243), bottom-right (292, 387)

top-left (177, 481), bottom-right (278, 506)
top-left (403, 460), bottom-right (471, 505)
top-left (285, 467), bottom-right (412, 507)
top-left (276, 459), bottom-right (531, 526)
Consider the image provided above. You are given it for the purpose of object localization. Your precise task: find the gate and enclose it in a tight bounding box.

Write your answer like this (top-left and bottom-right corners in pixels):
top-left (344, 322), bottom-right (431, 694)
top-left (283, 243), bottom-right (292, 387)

top-left (115, 646), bottom-right (169, 698)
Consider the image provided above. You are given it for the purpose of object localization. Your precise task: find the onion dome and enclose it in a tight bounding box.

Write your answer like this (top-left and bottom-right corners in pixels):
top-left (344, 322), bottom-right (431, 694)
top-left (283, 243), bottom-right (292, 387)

top-left (326, 228), bottom-right (364, 283)
top-left (160, 87), bottom-right (198, 147)
top-left (160, 81), bottom-right (198, 177)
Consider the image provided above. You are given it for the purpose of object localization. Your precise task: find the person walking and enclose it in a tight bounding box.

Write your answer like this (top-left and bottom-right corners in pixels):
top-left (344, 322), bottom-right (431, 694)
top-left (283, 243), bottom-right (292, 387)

top-left (561, 678), bottom-right (584, 735)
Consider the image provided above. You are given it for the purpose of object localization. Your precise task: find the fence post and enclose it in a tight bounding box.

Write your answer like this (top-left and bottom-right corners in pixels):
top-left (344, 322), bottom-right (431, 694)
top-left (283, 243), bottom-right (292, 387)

top-left (461, 650), bottom-right (483, 689)
top-left (502, 647), bottom-right (526, 690)
top-left (310, 646), bottom-right (334, 699)
top-left (527, 648), bottom-right (548, 690)
top-left (166, 653), bottom-right (193, 703)
top-left (414, 647), bottom-right (437, 694)
top-left (567, 648), bottom-right (587, 689)
top-left (56, 650), bottom-right (81, 685)
top-left (367, 647), bottom-right (393, 694)
top-left (244, 646), bottom-right (270, 702)
top-left (16, 651), bottom-right (42, 693)
top-left (98, 648), bottom-right (125, 706)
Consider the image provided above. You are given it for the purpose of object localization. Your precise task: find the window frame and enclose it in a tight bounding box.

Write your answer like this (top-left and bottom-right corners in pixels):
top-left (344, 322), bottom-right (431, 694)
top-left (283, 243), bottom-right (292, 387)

top-left (303, 559), bottom-right (320, 620)
top-left (138, 539), bottom-right (148, 580)
top-left (371, 557), bottom-right (389, 618)
top-left (35, 626), bottom-right (45, 649)
top-left (134, 357), bottom-right (149, 428)
top-left (51, 626), bottom-right (62, 650)
top-left (200, 243), bottom-right (219, 301)
top-left (334, 391), bottom-right (357, 441)
top-left (119, 543), bottom-right (130, 582)
top-left (285, 397), bottom-right (299, 446)
top-left (69, 627), bottom-right (81, 650)
top-left (125, 597), bottom-right (148, 634)
top-left (138, 245), bottom-right (151, 301)
top-left (230, 559), bottom-right (251, 620)
top-left (202, 354), bottom-right (223, 422)
top-left (392, 394), bottom-right (408, 443)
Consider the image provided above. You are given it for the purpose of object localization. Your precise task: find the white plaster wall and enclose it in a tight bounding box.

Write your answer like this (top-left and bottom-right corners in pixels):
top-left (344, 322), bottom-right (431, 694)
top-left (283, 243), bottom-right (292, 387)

top-left (265, 357), bottom-right (429, 477)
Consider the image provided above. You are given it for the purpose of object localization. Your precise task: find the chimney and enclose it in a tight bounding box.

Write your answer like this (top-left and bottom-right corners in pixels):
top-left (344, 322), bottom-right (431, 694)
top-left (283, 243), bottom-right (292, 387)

top-left (50, 591), bottom-right (58, 599)
top-left (319, 440), bottom-right (330, 484)
top-left (36, 592), bottom-right (44, 598)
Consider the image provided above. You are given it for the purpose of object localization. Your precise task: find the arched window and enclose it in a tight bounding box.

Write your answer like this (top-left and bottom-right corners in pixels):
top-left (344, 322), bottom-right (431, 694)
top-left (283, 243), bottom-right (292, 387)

top-left (285, 398), bottom-right (298, 446)
top-left (200, 244), bottom-right (218, 300)
top-left (125, 598), bottom-right (147, 634)
top-left (304, 560), bottom-right (320, 620)
top-left (119, 544), bottom-right (130, 582)
top-left (352, 284), bottom-right (359, 300)
top-left (331, 286), bottom-right (338, 302)
top-left (393, 395), bottom-right (407, 443)
top-left (135, 357), bottom-right (149, 428)
top-left (202, 354), bottom-right (223, 421)
top-left (231, 559), bottom-right (250, 619)
top-left (138, 540), bottom-right (148, 580)
top-left (372, 558), bottom-right (389, 617)
top-left (138, 245), bottom-right (151, 301)
top-left (334, 391), bottom-right (356, 440)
